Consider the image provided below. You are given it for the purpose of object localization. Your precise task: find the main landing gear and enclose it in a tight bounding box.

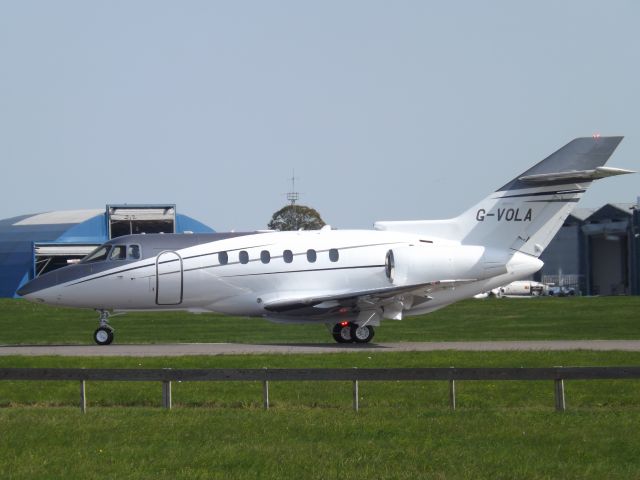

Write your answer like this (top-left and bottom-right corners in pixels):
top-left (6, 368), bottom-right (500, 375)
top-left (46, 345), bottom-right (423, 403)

top-left (94, 310), bottom-right (114, 346)
top-left (331, 322), bottom-right (375, 344)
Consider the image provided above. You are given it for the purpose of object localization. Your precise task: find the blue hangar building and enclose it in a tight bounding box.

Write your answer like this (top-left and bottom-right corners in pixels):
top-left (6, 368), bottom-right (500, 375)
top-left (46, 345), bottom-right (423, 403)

top-left (0, 204), bottom-right (214, 298)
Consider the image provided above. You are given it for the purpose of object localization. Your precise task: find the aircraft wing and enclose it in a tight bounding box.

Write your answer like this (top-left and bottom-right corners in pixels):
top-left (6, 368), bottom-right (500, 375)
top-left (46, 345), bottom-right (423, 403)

top-left (261, 280), bottom-right (473, 314)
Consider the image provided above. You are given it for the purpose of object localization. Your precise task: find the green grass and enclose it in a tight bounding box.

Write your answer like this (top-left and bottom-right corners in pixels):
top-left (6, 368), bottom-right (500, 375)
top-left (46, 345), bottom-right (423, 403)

top-left (1, 296), bottom-right (640, 345)
top-left (2, 297), bottom-right (640, 479)
top-left (1, 352), bottom-right (640, 479)
top-left (2, 408), bottom-right (640, 479)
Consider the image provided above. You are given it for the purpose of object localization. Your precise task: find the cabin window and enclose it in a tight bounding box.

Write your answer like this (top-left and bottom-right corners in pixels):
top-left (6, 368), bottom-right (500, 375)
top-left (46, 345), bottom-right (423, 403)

top-left (218, 251), bottom-right (228, 265)
top-left (83, 245), bottom-right (111, 263)
top-left (110, 246), bottom-right (126, 260)
top-left (307, 249), bottom-right (317, 263)
top-left (261, 250), bottom-right (271, 264)
top-left (239, 250), bottom-right (249, 264)
top-left (283, 250), bottom-right (293, 263)
top-left (329, 248), bottom-right (339, 262)
top-left (128, 245), bottom-right (141, 260)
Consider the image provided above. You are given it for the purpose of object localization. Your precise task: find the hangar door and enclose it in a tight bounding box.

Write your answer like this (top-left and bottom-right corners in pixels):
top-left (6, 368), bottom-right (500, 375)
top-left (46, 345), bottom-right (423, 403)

top-left (34, 244), bottom-right (99, 277)
top-left (156, 251), bottom-right (183, 305)
top-left (108, 205), bottom-right (176, 238)
top-left (589, 235), bottom-right (628, 295)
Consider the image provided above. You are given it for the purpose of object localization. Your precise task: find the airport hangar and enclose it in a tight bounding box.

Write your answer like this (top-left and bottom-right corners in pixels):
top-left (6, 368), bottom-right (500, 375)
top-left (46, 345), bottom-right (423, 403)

top-left (0, 204), bottom-right (214, 298)
top-left (536, 199), bottom-right (640, 296)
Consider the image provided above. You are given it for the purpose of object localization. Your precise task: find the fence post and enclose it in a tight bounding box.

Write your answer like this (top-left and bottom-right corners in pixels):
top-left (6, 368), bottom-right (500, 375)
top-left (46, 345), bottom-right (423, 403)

top-left (263, 368), bottom-right (269, 410)
top-left (448, 367), bottom-right (456, 411)
top-left (162, 381), bottom-right (172, 410)
top-left (353, 380), bottom-right (359, 411)
top-left (80, 380), bottom-right (86, 414)
top-left (449, 379), bottom-right (456, 411)
top-left (554, 379), bottom-right (565, 412)
top-left (352, 367), bottom-right (359, 412)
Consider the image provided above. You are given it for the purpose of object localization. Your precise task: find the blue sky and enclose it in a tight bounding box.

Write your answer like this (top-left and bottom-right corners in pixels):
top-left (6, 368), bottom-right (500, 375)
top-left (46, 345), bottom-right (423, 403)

top-left (1, 1), bottom-right (638, 231)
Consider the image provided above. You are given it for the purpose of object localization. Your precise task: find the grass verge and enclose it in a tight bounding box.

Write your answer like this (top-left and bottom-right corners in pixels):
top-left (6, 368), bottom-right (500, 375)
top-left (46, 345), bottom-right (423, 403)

top-left (1, 296), bottom-right (640, 345)
top-left (2, 407), bottom-right (640, 479)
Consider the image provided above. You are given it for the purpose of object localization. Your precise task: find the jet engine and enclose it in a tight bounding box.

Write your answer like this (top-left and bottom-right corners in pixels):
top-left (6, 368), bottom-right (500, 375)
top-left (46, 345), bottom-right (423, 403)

top-left (384, 244), bottom-right (497, 286)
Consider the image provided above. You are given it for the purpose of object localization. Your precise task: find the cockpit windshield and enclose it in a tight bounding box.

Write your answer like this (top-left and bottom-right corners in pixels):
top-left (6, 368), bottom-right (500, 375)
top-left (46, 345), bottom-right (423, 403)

top-left (82, 245), bottom-right (111, 263)
top-left (110, 246), bottom-right (126, 260)
top-left (81, 243), bottom-right (142, 263)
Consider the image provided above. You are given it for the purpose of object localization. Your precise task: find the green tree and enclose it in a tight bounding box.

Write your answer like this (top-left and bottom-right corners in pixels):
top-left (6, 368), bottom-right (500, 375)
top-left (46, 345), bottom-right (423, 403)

top-left (268, 205), bottom-right (326, 231)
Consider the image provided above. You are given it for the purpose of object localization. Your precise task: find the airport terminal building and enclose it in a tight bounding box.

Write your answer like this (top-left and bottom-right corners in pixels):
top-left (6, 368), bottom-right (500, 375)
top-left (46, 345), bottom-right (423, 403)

top-left (0, 205), bottom-right (213, 298)
top-left (536, 200), bottom-right (640, 296)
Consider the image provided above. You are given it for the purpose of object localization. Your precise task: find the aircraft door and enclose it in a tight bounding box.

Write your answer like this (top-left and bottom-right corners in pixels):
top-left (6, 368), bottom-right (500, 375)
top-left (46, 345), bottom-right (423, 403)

top-left (156, 251), bottom-right (183, 305)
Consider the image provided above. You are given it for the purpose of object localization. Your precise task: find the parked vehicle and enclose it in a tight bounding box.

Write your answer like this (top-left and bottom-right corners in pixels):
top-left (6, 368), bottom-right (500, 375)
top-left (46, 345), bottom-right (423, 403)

top-left (547, 285), bottom-right (576, 296)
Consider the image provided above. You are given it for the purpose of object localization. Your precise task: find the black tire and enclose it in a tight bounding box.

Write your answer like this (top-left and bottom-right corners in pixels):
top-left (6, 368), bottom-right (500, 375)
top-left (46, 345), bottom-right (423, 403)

top-left (94, 326), bottom-right (114, 345)
top-left (332, 323), bottom-right (353, 343)
top-left (351, 324), bottom-right (375, 344)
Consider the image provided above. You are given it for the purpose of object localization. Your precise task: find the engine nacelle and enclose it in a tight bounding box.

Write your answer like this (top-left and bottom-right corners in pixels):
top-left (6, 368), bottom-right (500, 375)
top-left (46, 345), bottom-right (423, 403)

top-left (384, 244), bottom-right (506, 286)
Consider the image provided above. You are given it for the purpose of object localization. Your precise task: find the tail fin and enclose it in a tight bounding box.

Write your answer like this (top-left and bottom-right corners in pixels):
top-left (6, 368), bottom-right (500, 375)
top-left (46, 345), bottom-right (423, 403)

top-left (375, 136), bottom-right (632, 257)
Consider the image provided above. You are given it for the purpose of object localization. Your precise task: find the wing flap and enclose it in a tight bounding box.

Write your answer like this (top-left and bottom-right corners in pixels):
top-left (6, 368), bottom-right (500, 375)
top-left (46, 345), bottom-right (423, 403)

top-left (261, 280), bottom-right (474, 314)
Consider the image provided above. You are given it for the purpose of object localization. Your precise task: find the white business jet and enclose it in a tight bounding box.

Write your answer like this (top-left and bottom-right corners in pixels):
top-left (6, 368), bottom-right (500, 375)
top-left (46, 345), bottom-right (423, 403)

top-left (18, 136), bottom-right (632, 345)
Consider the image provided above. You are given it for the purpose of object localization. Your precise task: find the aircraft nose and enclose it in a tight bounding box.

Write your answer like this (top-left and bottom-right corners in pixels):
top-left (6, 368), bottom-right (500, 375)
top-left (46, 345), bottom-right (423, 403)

top-left (17, 263), bottom-right (93, 303)
top-left (16, 271), bottom-right (61, 299)
top-left (17, 276), bottom-right (48, 298)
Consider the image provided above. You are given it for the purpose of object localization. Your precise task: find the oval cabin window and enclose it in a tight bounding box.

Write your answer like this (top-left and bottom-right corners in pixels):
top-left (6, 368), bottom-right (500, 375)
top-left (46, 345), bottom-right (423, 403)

top-left (307, 249), bottom-right (317, 263)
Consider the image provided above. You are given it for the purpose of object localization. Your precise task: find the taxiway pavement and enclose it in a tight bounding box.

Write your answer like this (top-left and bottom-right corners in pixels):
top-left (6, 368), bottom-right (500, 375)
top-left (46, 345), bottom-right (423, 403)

top-left (1, 340), bottom-right (640, 356)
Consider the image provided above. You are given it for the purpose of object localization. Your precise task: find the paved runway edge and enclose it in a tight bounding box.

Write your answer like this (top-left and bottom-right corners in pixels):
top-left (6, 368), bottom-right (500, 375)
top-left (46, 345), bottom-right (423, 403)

top-left (2, 340), bottom-right (640, 356)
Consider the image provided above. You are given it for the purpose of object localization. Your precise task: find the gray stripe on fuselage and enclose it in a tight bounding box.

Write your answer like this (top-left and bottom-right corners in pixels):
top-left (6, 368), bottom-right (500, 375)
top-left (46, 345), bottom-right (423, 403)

top-left (17, 232), bottom-right (266, 296)
top-left (66, 241), bottom-right (275, 287)
top-left (104, 232), bottom-right (260, 260)
top-left (67, 240), bottom-right (404, 287)
top-left (220, 264), bottom-right (386, 278)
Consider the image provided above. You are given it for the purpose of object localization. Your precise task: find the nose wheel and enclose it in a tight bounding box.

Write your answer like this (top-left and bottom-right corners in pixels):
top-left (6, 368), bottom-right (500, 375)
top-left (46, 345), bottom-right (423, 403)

top-left (94, 310), bottom-right (115, 345)
top-left (94, 326), bottom-right (114, 345)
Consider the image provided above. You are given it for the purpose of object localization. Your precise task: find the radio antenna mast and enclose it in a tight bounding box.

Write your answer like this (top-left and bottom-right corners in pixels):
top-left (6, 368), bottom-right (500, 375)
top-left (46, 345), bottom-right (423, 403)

top-left (286, 169), bottom-right (300, 205)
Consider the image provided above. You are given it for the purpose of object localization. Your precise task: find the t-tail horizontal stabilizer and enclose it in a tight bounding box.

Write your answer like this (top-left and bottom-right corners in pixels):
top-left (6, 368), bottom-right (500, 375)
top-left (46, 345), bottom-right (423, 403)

top-left (375, 136), bottom-right (633, 258)
top-left (518, 166), bottom-right (634, 184)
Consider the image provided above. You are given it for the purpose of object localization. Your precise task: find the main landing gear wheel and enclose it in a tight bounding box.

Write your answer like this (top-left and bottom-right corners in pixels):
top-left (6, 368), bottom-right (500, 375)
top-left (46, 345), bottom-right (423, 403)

top-left (332, 323), bottom-right (353, 343)
top-left (332, 322), bottom-right (375, 344)
top-left (94, 326), bottom-right (114, 345)
top-left (351, 324), bottom-right (375, 344)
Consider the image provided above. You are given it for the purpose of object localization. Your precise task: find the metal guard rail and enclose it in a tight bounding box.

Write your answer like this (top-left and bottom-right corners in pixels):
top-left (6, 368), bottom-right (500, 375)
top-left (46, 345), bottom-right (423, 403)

top-left (2, 366), bottom-right (639, 412)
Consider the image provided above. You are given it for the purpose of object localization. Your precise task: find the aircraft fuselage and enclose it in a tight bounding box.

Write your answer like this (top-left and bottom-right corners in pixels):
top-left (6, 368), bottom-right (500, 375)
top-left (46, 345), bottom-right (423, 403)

top-left (19, 229), bottom-right (540, 320)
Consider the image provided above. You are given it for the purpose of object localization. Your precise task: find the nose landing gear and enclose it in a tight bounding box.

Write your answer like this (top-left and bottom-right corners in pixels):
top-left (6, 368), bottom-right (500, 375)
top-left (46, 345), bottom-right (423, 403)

top-left (94, 310), bottom-right (114, 345)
